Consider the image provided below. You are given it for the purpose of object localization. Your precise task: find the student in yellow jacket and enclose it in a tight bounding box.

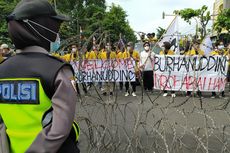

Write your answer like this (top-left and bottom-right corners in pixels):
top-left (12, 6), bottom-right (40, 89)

top-left (69, 44), bottom-right (80, 61)
top-left (123, 42), bottom-right (140, 97)
top-left (159, 41), bottom-right (175, 55)
top-left (116, 48), bottom-right (124, 90)
top-left (184, 42), bottom-right (204, 56)
top-left (60, 45), bottom-right (77, 63)
top-left (51, 52), bottom-right (61, 58)
top-left (99, 48), bottom-right (116, 60)
top-left (116, 49), bottom-right (124, 59)
top-left (210, 49), bottom-right (228, 56)
top-left (123, 43), bottom-right (140, 80)
top-left (159, 42), bottom-right (176, 97)
top-left (100, 43), bottom-right (116, 96)
top-left (87, 45), bottom-right (100, 60)
top-left (184, 42), bottom-right (204, 98)
top-left (123, 48), bottom-right (140, 61)
top-left (210, 47), bottom-right (227, 98)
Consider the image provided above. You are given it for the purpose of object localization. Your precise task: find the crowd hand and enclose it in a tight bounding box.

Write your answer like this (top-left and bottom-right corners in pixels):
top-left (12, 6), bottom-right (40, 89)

top-left (148, 53), bottom-right (154, 60)
top-left (139, 65), bottom-right (144, 70)
top-left (148, 52), bottom-right (154, 57)
top-left (128, 56), bottom-right (136, 61)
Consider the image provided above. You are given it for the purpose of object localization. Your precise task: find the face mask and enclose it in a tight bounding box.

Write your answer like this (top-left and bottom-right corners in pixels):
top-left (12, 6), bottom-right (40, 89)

top-left (218, 45), bottom-right (224, 50)
top-left (144, 46), bottom-right (150, 51)
top-left (127, 47), bottom-right (131, 51)
top-left (72, 48), bottom-right (77, 52)
top-left (50, 34), bottom-right (60, 52)
top-left (23, 19), bottom-right (60, 52)
top-left (106, 46), bottom-right (111, 50)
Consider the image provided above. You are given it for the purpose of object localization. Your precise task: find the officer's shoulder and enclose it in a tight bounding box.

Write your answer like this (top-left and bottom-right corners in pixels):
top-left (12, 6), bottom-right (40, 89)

top-left (47, 54), bottom-right (67, 63)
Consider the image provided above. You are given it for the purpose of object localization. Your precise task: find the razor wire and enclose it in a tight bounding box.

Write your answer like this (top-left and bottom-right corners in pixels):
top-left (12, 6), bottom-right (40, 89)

top-left (57, 30), bottom-right (230, 153)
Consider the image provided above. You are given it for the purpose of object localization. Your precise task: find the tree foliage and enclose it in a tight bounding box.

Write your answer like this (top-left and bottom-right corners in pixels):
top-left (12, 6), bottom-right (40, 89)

top-left (214, 8), bottom-right (230, 33)
top-left (156, 27), bottom-right (166, 40)
top-left (102, 4), bottom-right (136, 44)
top-left (0, 0), bottom-right (19, 44)
top-left (0, 0), bottom-right (136, 46)
top-left (176, 5), bottom-right (211, 39)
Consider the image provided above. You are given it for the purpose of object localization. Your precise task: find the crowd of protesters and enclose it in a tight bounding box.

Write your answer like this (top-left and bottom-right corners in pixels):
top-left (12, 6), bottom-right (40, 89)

top-left (1, 34), bottom-right (230, 99)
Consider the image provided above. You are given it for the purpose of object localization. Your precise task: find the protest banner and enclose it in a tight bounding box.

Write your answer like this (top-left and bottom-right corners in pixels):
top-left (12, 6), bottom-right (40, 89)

top-left (154, 55), bottom-right (229, 92)
top-left (71, 59), bottom-right (136, 83)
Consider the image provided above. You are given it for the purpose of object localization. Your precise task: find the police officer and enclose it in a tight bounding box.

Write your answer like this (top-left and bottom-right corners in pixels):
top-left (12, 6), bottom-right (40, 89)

top-left (0, 0), bottom-right (80, 153)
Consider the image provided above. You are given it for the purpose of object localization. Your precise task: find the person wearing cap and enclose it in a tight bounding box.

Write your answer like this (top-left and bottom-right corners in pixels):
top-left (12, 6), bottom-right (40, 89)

top-left (139, 41), bottom-right (155, 91)
top-left (159, 41), bottom-right (176, 97)
top-left (0, 0), bottom-right (80, 153)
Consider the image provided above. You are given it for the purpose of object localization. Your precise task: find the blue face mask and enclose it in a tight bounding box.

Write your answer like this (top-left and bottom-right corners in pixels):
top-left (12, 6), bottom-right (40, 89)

top-left (50, 34), bottom-right (60, 52)
top-left (23, 19), bottom-right (61, 52)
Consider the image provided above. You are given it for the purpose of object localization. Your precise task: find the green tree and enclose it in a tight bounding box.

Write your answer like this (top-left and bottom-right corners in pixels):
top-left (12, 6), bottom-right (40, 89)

top-left (0, 0), bottom-right (136, 48)
top-left (156, 27), bottom-right (166, 40)
top-left (83, 3), bottom-right (106, 36)
top-left (176, 5), bottom-right (211, 39)
top-left (214, 8), bottom-right (230, 33)
top-left (53, 0), bottom-right (106, 41)
top-left (0, 0), bottom-right (19, 44)
top-left (102, 4), bottom-right (136, 44)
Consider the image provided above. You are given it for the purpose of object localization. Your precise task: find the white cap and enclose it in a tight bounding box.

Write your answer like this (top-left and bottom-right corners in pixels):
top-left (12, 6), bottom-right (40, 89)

top-left (0, 44), bottom-right (9, 49)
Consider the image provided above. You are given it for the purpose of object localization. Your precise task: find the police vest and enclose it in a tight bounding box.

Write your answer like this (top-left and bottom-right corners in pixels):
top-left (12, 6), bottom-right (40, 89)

top-left (0, 52), bottom-right (79, 153)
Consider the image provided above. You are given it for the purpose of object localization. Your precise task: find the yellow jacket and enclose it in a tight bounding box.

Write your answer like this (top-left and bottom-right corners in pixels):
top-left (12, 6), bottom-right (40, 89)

top-left (211, 50), bottom-right (228, 56)
top-left (51, 53), bottom-right (61, 58)
top-left (85, 51), bottom-right (90, 59)
top-left (159, 50), bottom-right (175, 55)
top-left (211, 50), bottom-right (230, 66)
top-left (61, 53), bottom-right (71, 62)
top-left (184, 49), bottom-right (204, 56)
top-left (123, 50), bottom-right (140, 61)
top-left (116, 51), bottom-right (123, 59)
top-left (99, 50), bottom-right (116, 60)
top-left (210, 50), bottom-right (219, 56)
top-left (87, 50), bottom-right (98, 59)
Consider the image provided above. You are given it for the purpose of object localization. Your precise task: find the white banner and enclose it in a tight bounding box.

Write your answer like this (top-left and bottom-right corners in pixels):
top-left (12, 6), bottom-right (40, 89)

top-left (158, 16), bottom-right (180, 54)
top-left (71, 59), bottom-right (136, 83)
top-left (154, 55), bottom-right (229, 92)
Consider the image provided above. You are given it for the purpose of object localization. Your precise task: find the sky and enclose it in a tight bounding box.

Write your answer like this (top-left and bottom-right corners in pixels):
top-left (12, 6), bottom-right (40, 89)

top-left (105, 0), bottom-right (215, 35)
